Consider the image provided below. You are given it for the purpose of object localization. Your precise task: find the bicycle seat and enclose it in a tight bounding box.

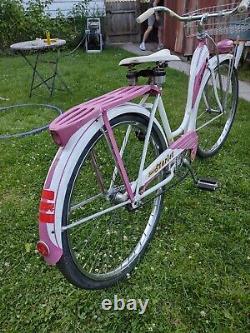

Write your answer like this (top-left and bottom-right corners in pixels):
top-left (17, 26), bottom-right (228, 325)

top-left (119, 49), bottom-right (180, 66)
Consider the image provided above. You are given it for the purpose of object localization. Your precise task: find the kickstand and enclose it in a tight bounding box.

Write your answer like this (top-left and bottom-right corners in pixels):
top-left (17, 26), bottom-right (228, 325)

top-left (183, 158), bottom-right (219, 191)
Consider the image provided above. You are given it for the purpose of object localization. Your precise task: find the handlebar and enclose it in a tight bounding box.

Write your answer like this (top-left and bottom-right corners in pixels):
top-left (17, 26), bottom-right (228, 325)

top-left (136, 0), bottom-right (249, 24)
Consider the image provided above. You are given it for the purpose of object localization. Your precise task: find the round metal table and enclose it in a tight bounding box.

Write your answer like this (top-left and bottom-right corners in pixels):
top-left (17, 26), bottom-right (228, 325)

top-left (11, 39), bottom-right (70, 97)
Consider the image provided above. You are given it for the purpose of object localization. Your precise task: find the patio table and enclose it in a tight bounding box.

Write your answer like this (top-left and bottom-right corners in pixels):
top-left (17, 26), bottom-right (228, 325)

top-left (10, 38), bottom-right (70, 97)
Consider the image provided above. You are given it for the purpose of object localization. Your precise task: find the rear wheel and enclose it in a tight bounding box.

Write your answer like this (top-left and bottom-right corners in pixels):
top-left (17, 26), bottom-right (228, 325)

top-left (57, 113), bottom-right (167, 289)
top-left (196, 60), bottom-right (238, 158)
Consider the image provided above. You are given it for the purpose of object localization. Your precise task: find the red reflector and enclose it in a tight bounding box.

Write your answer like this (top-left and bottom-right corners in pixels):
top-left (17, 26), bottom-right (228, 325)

top-left (39, 212), bottom-right (55, 223)
top-left (39, 201), bottom-right (55, 212)
top-left (37, 241), bottom-right (50, 257)
top-left (39, 189), bottom-right (55, 224)
top-left (42, 189), bottom-right (55, 201)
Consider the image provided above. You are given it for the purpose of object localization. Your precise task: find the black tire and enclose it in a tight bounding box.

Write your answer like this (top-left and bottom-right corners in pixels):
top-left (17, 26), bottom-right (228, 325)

top-left (57, 113), bottom-right (167, 289)
top-left (197, 60), bottom-right (238, 158)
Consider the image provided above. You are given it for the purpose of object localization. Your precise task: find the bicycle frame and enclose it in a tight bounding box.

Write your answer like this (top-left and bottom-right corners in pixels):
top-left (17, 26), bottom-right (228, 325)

top-left (37, 35), bottom-right (236, 265)
top-left (104, 38), bottom-right (234, 206)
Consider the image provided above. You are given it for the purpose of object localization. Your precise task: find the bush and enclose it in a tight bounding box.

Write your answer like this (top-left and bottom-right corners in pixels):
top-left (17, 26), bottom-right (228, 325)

top-left (0, 0), bottom-right (90, 50)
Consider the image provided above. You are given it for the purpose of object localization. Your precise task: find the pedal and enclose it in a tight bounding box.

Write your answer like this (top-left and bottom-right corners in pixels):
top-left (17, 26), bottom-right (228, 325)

top-left (196, 178), bottom-right (219, 191)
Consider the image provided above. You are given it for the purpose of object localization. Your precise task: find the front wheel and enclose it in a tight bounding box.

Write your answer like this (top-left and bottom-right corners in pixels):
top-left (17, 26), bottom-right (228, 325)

top-left (196, 60), bottom-right (238, 158)
top-left (57, 113), bottom-right (167, 289)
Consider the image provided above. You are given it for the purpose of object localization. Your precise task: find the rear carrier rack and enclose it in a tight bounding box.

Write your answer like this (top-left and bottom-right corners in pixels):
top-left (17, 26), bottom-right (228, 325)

top-left (49, 85), bottom-right (159, 146)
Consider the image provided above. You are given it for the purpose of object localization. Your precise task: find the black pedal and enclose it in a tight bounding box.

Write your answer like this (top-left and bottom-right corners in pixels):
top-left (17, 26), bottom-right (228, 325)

top-left (196, 178), bottom-right (219, 191)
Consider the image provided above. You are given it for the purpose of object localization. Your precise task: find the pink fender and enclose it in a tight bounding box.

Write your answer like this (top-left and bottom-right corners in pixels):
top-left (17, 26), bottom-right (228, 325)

top-left (37, 85), bottom-right (162, 265)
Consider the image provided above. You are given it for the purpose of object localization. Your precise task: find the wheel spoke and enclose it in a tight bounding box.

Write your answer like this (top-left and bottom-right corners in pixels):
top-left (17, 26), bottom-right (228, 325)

top-left (70, 193), bottom-right (104, 211)
top-left (109, 124), bottom-right (132, 190)
top-left (63, 200), bottom-right (130, 231)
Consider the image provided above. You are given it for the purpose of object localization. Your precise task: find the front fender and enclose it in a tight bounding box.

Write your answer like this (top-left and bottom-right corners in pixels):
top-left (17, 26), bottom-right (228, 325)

top-left (200, 53), bottom-right (234, 97)
top-left (187, 53), bottom-right (234, 128)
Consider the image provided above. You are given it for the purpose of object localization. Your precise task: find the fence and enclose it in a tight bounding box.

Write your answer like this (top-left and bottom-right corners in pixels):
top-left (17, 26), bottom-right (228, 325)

top-left (105, 0), bottom-right (141, 43)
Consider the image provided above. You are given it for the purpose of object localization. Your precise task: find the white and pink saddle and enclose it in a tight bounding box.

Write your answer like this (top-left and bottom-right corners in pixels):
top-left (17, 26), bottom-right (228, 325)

top-left (119, 49), bottom-right (180, 66)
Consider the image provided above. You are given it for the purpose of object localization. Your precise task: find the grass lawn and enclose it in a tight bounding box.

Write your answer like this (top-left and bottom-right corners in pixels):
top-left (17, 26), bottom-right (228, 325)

top-left (238, 62), bottom-right (250, 82)
top-left (0, 47), bottom-right (249, 333)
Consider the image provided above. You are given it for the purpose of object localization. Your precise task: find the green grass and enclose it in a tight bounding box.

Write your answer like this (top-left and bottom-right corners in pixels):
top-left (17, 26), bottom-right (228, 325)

top-left (0, 48), bottom-right (249, 333)
top-left (238, 62), bottom-right (250, 82)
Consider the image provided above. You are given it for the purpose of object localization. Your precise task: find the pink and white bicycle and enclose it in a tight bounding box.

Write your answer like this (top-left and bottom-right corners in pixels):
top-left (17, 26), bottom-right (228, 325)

top-left (37, 1), bottom-right (250, 289)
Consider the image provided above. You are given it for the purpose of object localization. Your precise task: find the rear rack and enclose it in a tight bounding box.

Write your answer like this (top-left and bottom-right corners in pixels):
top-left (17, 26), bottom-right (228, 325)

top-left (49, 85), bottom-right (160, 146)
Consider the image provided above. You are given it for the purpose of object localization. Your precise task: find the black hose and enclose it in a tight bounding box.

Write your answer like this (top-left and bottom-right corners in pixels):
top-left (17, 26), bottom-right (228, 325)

top-left (0, 34), bottom-right (88, 140)
top-left (0, 103), bottom-right (62, 139)
top-left (62, 33), bottom-right (86, 57)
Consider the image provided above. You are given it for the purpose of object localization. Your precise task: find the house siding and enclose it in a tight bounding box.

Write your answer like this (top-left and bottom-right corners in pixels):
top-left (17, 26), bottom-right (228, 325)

top-left (22, 0), bottom-right (105, 17)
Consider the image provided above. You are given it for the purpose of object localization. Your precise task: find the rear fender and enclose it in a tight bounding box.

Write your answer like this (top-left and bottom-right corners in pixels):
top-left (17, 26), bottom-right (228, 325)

top-left (38, 103), bottom-right (166, 265)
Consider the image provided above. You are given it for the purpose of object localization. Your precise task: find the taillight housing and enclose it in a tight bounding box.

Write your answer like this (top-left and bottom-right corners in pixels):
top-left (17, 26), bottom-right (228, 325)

top-left (36, 241), bottom-right (50, 257)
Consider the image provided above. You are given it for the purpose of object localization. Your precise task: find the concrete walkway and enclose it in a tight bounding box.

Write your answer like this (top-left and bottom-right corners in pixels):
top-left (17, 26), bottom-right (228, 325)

top-left (119, 42), bottom-right (250, 102)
